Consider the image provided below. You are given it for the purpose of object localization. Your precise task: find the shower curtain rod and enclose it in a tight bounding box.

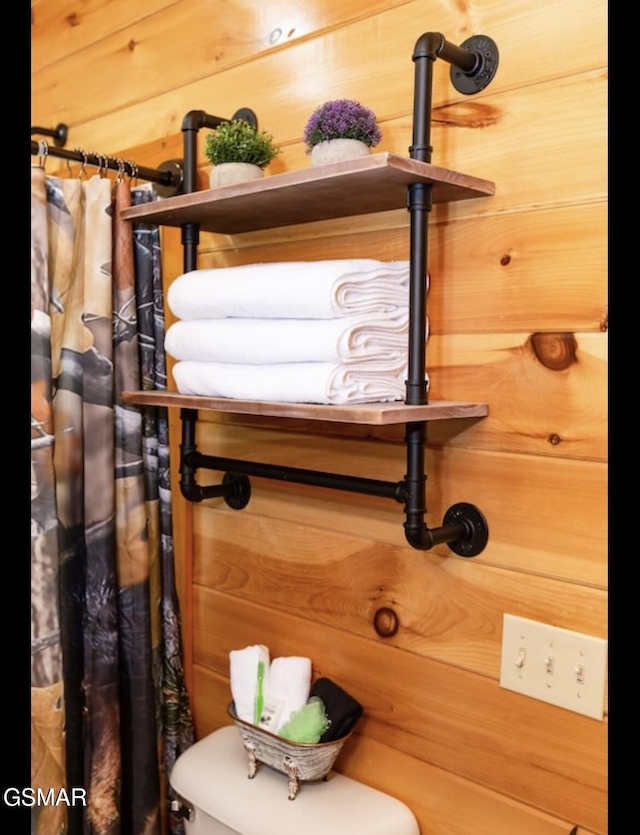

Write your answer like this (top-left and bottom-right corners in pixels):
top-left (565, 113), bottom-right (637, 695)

top-left (30, 137), bottom-right (185, 197)
top-left (31, 107), bottom-right (257, 198)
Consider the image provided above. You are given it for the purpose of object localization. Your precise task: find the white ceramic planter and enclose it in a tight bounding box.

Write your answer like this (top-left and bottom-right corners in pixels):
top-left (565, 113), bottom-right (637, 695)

top-left (209, 163), bottom-right (265, 188)
top-left (310, 139), bottom-right (371, 167)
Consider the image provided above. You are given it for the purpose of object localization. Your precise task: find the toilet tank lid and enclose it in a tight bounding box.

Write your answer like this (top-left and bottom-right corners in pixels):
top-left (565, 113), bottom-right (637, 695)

top-left (170, 726), bottom-right (420, 835)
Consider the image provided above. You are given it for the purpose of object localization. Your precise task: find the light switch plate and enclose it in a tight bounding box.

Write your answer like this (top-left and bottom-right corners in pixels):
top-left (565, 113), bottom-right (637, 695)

top-left (500, 614), bottom-right (607, 720)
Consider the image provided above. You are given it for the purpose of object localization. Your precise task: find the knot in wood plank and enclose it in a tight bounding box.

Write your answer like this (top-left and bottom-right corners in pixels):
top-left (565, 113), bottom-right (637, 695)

top-left (530, 333), bottom-right (577, 370)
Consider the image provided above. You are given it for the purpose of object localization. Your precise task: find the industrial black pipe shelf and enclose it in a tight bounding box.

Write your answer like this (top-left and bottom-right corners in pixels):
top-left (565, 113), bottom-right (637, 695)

top-left (121, 31), bottom-right (498, 556)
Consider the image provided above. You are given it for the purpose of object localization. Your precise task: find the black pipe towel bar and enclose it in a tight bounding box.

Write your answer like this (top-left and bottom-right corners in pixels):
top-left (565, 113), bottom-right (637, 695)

top-left (166, 33), bottom-right (497, 556)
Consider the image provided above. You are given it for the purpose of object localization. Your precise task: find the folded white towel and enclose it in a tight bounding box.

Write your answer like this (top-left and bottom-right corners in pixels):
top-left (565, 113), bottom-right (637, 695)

top-left (167, 260), bottom-right (411, 320)
top-left (268, 656), bottom-right (312, 733)
top-left (172, 359), bottom-right (413, 405)
top-left (229, 644), bottom-right (270, 724)
top-left (165, 312), bottom-right (412, 365)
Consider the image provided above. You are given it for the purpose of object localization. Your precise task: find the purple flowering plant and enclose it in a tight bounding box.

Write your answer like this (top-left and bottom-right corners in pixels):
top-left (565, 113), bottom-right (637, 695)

top-left (303, 99), bottom-right (382, 153)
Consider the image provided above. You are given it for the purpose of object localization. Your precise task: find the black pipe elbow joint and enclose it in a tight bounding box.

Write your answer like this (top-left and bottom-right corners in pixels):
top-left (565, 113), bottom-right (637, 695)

top-left (404, 502), bottom-right (489, 556)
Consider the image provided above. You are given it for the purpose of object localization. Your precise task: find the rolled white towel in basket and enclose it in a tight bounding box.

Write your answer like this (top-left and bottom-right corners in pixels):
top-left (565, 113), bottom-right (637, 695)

top-left (171, 359), bottom-right (410, 405)
top-left (164, 311), bottom-right (410, 365)
top-left (167, 260), bottom-right (411, 320)
top-left (268, 656), bottom-right (313, 733)
top-left (229, 644), bottom-right (270, 724)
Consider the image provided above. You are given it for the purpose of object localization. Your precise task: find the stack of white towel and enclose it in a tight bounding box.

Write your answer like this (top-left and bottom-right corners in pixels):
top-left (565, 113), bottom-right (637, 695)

top-left (165, 260), bottom-right (428, 405)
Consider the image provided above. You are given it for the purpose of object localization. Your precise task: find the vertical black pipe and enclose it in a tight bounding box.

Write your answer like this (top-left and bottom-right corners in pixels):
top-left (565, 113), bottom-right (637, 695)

top-left (181, 114), bottom-right (201, 194)
top-left (406, 34), bottom-right (438, 406)
top-left (179, 409), bottom-right (199, 499)
top-left (181, 110), bottom-right (230, 193)
top-left (180, 110), bottom-right (253, 272)
top-left (402, 33), bottom-right (493, 552)
top-left (181, 112), bottom-right (204, 273)
top-left (406, 183), bottom-right (431, 406)
top-left (410, 32), bottom-right (444, 162)
top-left (403, 421), bottom-right (428, 544)
top-left (403, 34), bottom-right (437, 545)
top-left (181, 223), bottom-right (199, 274)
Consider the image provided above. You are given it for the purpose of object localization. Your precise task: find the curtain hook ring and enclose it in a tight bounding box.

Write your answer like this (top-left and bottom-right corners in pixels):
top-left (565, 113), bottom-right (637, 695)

top-left (127, 160), bottom-right (138, 187)
top-left (89, 152), bottom-right (102, 177)
top-left (73, 148), bottom-right (88, 180)
top-left (105, 155), bottom-right (116, 179)
top-left (115, 157), bottom-right (126, 183)
top-left (36, 139), bottom-right (49, 170)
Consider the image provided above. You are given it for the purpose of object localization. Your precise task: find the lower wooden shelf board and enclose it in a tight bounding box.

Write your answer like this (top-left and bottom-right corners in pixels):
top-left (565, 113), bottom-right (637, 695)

top-left (121, 390), bottom-right (488, 426)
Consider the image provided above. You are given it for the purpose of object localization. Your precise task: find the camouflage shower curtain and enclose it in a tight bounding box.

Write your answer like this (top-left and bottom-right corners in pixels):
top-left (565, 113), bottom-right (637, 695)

top-left (31, 166), bottom-right (194, 835)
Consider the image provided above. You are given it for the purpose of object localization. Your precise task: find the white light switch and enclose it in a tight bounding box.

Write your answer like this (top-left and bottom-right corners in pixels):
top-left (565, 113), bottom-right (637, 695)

top-left (499, 614), bottom-right (607, 720)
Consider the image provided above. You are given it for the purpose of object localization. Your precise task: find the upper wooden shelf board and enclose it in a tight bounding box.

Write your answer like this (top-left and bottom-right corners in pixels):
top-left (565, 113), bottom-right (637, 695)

top-left (121, 390), bottom-right (488, 426)
top-left (119, 153), bottom-right (495, 234)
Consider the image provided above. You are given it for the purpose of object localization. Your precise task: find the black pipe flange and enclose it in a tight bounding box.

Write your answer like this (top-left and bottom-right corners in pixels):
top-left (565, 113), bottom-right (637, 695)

top-left (232, 108), bottom-right (258, 130)
top-left (443, 502), bottom-right (489, 557)
top-left (155, 159), bottom-right (185, 197)
top-left (222, 473), bottom-right (252, 510)
top-left (450, 35), bottom-right (499, 95)
top-left (52, 123), bottom-right (68, 147)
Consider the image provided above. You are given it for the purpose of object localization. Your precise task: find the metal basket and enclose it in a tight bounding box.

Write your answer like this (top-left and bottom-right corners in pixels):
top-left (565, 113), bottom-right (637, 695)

top-left (227, 702), bottom-right (353, 800)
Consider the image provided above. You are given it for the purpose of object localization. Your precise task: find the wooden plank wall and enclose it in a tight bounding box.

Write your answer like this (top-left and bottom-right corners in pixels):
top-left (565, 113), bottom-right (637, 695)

top-left (32, 1), bottom-right (608, 833)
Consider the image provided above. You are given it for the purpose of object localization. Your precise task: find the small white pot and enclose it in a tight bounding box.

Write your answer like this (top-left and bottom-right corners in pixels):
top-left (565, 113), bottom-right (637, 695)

top-left (209, 162), bottom-right (265, 187)
top-left (310, 139), bottom-right (371, 167)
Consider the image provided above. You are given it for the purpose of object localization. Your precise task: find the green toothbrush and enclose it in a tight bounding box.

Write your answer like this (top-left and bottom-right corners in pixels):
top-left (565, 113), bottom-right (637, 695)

top-left (254, 661), bottom-right (265, 725)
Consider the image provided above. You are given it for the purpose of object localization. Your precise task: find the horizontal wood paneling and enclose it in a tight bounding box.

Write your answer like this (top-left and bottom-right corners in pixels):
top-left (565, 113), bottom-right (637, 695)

top-left (170, 323), bottom-right (605, 463)
top-left (43, 178), bottom-right (606, 341)
top-left (193, 201), bottom-right (607, 335)
top-left (32, 0), bottom-right (418, 97)
top-left (192, 510), bottom-right (607, 679)
top-left (192, 591), bottom-right (607, 833)
top-left (32, 2), bottom-right (607, 208)
top-left (32, 0), bottom-right (607, 137)
top-left (427, 331), bottom-right (608, 459)
top-left (31, 0), bottom-right (180, 72)
top-left (32, 0), bottom-right (608, 831)
top-left (187, 329), bottom-right (607, 461)
top-left (193, 665), bottom-right (593, 835)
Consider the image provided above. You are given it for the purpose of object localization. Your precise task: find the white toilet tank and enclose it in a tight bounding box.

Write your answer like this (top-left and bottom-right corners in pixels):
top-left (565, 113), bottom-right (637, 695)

top-left (170, 726), bottom-right (420, 835)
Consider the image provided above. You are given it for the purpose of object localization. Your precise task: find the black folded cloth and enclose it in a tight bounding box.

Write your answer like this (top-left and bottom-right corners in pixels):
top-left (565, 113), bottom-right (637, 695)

top-left (309, 677), bottom-right (363, 742)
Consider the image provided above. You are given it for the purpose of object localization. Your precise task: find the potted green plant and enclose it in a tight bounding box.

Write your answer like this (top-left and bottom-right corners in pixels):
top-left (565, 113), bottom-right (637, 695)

top-left (303, 98), bottom-right (382, 167)
top-left (204, 119), bottom-right (281, 187)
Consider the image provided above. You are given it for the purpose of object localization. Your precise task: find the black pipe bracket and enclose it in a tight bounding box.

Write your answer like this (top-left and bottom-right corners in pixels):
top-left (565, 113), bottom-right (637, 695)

top-left (154, 159), bottom-right (185, 197)
top-left (222, 473), bottom-right (252, 510)
top-left (443, 503), bottom-right (490, 557)
top-left (232, 108), bottom-right (258, 129)
top-left (450, 35), bottom-right (499, 95)
top-left (31, 123), bottom-right (68, 147)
